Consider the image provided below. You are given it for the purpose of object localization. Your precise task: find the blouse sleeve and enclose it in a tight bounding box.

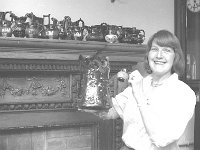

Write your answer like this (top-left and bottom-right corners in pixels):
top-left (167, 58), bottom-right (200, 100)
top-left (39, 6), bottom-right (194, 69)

top-left (149, 83), bottom-right (196, 147)
top-left (112, 86), bottom-right (132, 119)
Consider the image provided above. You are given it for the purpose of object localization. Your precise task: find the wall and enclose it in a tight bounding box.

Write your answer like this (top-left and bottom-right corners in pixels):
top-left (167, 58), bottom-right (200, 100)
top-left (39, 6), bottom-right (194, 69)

top-left (1, 0), bottom-right (174, 44)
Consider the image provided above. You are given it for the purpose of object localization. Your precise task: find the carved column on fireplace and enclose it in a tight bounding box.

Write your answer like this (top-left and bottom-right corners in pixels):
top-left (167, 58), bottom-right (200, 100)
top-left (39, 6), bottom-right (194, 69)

top-left (0, 37), bottom-right (146, 150)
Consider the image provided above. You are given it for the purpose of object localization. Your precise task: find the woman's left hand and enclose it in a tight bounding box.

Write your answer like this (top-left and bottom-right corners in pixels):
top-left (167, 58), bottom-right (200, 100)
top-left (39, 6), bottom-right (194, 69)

top-left (128, 70), bottom-right (144, 103)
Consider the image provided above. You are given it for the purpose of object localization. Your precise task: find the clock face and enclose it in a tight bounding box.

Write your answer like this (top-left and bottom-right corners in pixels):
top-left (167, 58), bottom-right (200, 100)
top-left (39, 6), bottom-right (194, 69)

top-left (187, 0), bottom-right (200, 12)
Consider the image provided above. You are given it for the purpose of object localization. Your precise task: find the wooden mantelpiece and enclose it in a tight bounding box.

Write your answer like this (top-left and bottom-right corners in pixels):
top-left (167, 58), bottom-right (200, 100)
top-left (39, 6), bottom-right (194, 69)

top-left (0, 37), bottom-right (146, 150)
top-left (0, 37), bottom-right (146, 112)
top-left (0, 37), bottom-right (146, 62)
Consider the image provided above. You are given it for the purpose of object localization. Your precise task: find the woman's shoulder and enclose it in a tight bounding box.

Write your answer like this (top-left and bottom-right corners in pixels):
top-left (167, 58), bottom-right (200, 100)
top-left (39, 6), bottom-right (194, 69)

top-left (163, 75), bottom-right (196, 107)
top-left (172, 76), bottom-right (196, 101)
top-left (165, 74), bottom-right (193, 91)
top-left (175, 78), bottom-right (194, 93)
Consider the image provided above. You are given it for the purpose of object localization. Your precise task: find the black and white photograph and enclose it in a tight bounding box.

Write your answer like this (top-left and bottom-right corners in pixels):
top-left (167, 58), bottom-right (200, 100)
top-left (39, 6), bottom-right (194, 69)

top-left (0, 0), bottom-right (200, 150)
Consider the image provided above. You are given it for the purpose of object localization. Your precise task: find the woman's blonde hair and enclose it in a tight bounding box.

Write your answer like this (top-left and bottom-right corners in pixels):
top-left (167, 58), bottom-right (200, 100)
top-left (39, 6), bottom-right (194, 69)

top-left (144, 30), bottom-right (185, 77)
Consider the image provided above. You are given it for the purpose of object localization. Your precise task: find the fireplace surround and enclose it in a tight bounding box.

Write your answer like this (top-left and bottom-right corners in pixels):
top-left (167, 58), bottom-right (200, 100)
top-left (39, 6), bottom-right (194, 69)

top-left (0, 37), bottom-right (146, 150)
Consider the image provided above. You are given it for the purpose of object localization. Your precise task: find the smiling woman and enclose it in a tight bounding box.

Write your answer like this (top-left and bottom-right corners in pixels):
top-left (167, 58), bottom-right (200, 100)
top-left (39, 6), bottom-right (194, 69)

top-left (145, 30), bottom-right (185, 78)
top-left (148, 43), bottom-right (175, 82)
top-left (97, 30), bottom-right (196, 150)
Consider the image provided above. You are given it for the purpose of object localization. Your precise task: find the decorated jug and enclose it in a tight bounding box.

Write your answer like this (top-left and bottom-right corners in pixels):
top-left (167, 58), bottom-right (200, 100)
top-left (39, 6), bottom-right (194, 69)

top-left (10, 12), bottom-right (27, 38)
top-left (79, 53), bottom-right (111, 110)
top-left (0, 11), bottom-right (12, 37)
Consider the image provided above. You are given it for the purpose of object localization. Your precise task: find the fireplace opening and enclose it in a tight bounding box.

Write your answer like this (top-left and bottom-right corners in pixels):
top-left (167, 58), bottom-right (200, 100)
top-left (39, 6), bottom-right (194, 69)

top-left (0, 124), bottom-right (98, 150)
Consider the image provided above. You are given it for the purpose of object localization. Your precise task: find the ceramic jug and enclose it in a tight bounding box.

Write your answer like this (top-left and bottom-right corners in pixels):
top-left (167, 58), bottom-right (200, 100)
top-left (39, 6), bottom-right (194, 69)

top-left (87, 23), bottom-right (108, 42)
top-left (79, 53), bottom-right (111, 110)
top-left (119, 27), bottom-right (145, 44)
top-left (0, 11), bottom-right (12, 37)
top-left (10, 12), bottom-right (27, 37)
top-left (105, 25), bottom-right (122, 43)
top-left (134, 29), bottom-right (145, 44)
top-left (42, 15), bottom-right (59, 39)
top-left (46, 17), bottom-right (59, 39)
top-left (25, 12), bottom-right (43, 38)
top-left (1, 20), bottom-right (12, 37)
top-left (73, 18), bottom-right (84, 41)
top-left (60, 16), bottom-right (74, 40)
top-left (0, 11), bottom-right (6, 36)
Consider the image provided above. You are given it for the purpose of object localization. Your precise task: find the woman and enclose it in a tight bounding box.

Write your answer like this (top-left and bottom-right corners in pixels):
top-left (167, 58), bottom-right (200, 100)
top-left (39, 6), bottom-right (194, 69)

top-left (99, 30), bottom-right (196, 150)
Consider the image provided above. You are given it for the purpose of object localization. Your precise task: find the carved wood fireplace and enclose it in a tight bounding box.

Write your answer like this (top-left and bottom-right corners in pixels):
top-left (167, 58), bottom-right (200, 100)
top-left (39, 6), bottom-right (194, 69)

top-left (0, 37), bottom-right (146, 150)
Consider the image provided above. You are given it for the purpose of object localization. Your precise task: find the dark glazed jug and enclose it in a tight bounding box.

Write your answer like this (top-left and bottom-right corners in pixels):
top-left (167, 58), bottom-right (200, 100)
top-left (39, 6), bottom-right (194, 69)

top-left (119, 27), bottom-right (145, 44)
top-left (79, 54), bottom-right (111, 110)
top-left (0, 11), bottom-right (13, 37)
top-left (87, 23), bottom-right (108, 42)
top-left (10, 12), bottom-right (27, 38)
top-left (25, 12), bottom-right (43, 38)
top-left (43, 15), bottom-right (59, 39)
top-left (1, 20), bottom-right (12, 37)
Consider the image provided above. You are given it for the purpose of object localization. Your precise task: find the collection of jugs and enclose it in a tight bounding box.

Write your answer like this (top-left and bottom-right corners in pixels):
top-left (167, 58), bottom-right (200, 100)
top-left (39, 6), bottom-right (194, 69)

top-left (0, 11), bottom-right (145, 44)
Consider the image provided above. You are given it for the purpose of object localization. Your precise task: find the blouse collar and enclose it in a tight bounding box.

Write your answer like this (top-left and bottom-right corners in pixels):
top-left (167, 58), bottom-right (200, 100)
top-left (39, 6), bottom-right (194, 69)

top-left (145, 73), bottom-right (178, 87)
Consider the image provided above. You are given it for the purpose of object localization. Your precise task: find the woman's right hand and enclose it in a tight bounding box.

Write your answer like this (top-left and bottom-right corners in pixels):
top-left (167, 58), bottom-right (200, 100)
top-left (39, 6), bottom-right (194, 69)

top-left (96, 111), bottom-right (111, 120)
top-left (95, 107), bottom-right (119, 120)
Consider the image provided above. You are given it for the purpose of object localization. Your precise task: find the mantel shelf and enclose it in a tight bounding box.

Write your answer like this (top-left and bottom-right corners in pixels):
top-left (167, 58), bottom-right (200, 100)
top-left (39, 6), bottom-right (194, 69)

top-left (0, 37), bottom-right (146, 62)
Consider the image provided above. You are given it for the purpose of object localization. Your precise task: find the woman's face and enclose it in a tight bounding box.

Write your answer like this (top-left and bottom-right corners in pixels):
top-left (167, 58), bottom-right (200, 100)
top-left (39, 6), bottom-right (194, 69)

top-left (148, 41), bottom-right (175, 77)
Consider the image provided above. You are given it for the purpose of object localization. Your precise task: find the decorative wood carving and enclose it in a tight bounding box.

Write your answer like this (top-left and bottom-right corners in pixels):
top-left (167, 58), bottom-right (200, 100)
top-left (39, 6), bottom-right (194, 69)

top-left (114, 118), bottom-right (124, 150)
top-left (0, 62), bottom-right (135, 112)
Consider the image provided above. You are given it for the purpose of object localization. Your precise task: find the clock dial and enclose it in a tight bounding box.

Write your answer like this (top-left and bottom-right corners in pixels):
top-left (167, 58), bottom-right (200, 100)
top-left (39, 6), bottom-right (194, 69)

top-left (187, 0), bottom-right (200, 12)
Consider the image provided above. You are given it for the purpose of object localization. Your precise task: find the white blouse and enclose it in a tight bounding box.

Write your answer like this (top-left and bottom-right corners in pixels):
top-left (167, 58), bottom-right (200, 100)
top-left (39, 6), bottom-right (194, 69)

top-left (112, 73), bottom-right (196, 150)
